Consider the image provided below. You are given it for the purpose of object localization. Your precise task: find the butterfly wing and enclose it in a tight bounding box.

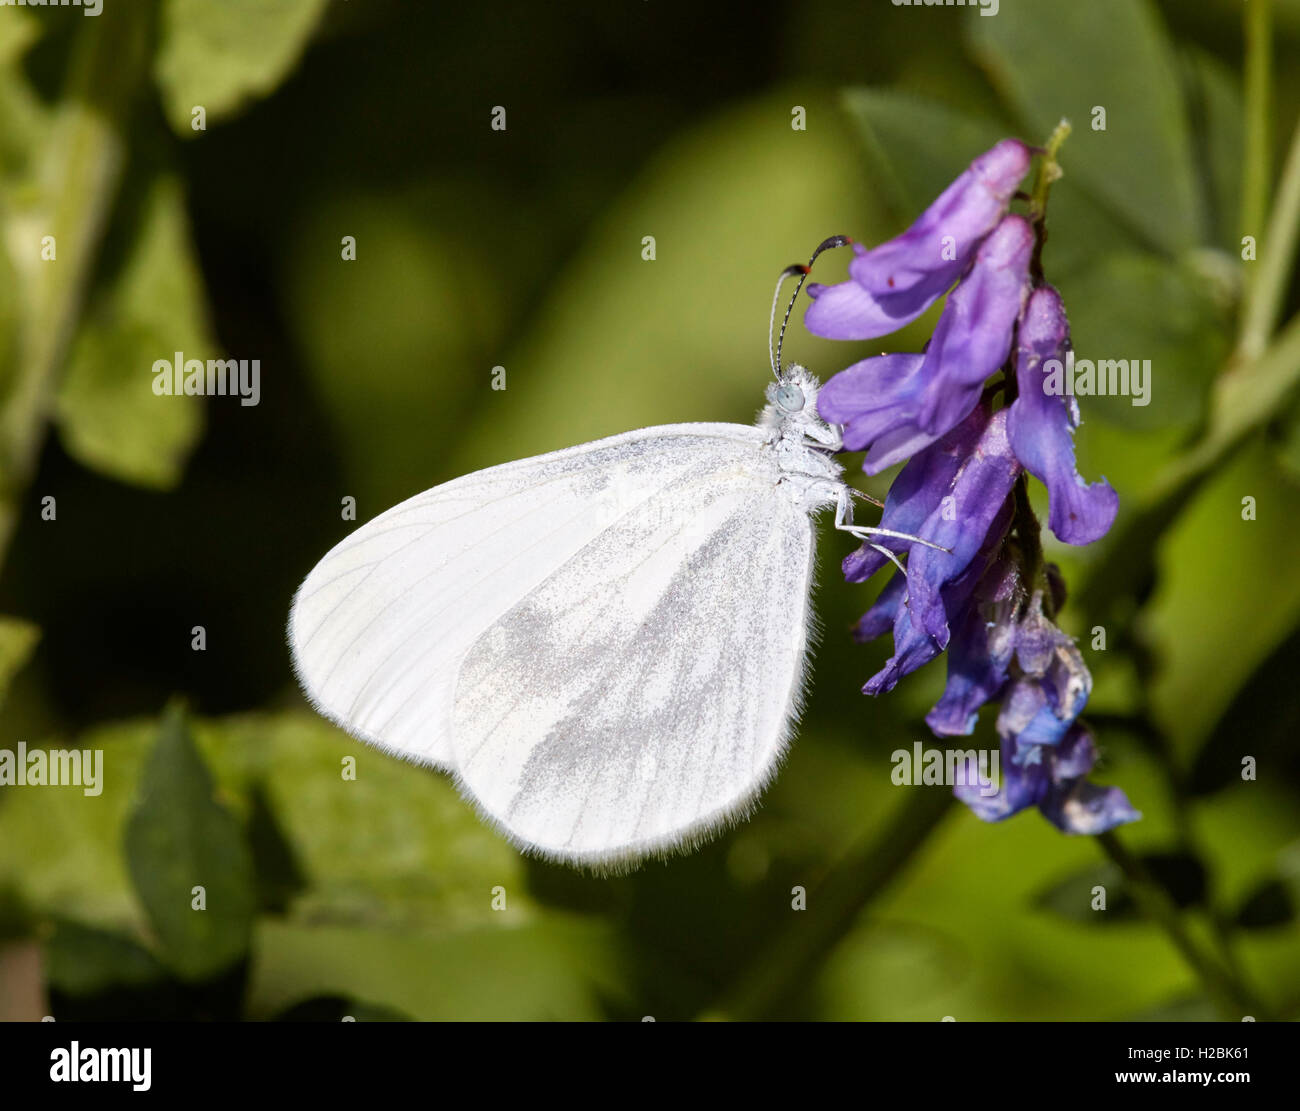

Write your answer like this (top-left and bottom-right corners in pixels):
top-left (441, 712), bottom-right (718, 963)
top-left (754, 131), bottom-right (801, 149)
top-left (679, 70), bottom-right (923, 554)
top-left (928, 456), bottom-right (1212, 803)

top-left (450, 459), bottom-right (820, 864)
top-left (289, 424), bottom-right (768, 769)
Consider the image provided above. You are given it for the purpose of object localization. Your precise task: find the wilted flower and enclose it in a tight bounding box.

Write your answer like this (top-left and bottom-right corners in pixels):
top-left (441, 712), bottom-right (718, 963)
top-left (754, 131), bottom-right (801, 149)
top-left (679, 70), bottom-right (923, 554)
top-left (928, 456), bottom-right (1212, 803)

top-left (924, 554), bottom-right (1020, 737)
top-left (956, 724), bottom-right (1140, 834)
top-left (932, 558), bottom-right (1137, 834)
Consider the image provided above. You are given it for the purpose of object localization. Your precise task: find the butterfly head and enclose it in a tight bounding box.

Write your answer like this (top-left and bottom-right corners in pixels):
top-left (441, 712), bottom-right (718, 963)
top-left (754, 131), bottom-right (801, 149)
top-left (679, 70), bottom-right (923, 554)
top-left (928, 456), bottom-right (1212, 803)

top-left (764, 236), bottom-right (854, 453)
top-left (763, 364), bottom-right (840, 449)
top-left (768, 364), bottom-right (815, 414)
top-left (773, 378), bottom-right (807, 413)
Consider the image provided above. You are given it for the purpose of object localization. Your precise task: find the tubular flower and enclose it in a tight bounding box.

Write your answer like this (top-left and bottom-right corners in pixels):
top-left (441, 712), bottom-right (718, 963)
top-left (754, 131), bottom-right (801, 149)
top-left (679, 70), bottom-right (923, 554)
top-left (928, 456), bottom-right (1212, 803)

top-left (811, 137), bottom-right (1136, 834)
top-left (805, 138), bottom-right (1031, 341)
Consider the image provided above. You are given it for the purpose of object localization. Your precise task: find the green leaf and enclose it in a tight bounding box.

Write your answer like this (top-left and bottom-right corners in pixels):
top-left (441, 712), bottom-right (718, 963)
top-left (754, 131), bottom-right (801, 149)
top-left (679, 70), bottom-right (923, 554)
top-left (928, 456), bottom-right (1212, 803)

top-left (155, 0), bottom-right (329, 135)
top-left (839, 88), bottom-right (1012, 223)
top-left (0, 614), bottom-right (38, 707)
top-left (838, 87), bottom-right (1133, 279)
top-left (247, 916), bottom-right (625, 1021)
top-left (448, 90), bottom-right (880, 475)
top-left (0, 724), bottom-right (146, 930)
top-left (1035, 861), bottom-right (1122, 922)
top-left (0, 706), bottom-right (614, 1014)
top-left (1180, 47), bottom-right (1245, 255)
top-left (247, 782), bottom-right (308, 915)
top-left (1188, 622), bottom-right (1300, 797)
top-left (270, 995), bottom-right (413, 1022)
top-left (0, 709), bottom-right (532, 936)
top-left (44, 919), bottom-right (168, 997)
top-left (1233, 879), bottom-right (1295, 930)
top-left (0, 10), bottom-right (39, 65)
top-left (123, 706), bottom-right (255, 981)
top-left (1036, 852), bottom-right (1207, 923)
top-left (967, 0), bottom-right (1203, 255)
top-left (283, 192), bottom-right (507, 512)
top-left (1054, 251), bottom-right (1230, 430)
top-left (200, 711), bottom-right (533, 929)
top-left (54, 175), bottom-right (210, 489)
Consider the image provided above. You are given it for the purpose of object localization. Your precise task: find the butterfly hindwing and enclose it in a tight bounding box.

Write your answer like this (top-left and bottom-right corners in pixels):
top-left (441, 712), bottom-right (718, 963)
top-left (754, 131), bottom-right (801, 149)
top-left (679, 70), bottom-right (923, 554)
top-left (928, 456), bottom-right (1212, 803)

top-left (451, 466), bottom-right (818, 864)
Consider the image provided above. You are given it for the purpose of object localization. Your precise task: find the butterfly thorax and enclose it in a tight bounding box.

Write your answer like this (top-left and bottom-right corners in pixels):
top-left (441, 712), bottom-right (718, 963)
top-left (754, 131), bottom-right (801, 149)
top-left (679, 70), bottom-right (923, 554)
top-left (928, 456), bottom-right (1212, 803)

top-left (758, 364), bottom-right (843, 505)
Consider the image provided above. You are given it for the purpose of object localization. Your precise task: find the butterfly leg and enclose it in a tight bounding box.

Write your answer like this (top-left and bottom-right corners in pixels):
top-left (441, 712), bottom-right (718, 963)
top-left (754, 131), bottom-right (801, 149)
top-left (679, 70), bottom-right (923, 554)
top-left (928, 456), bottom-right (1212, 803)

top-left (832, 485), bottom-right (950, 559)
top-left (829, 487), bottom-right (906, 574)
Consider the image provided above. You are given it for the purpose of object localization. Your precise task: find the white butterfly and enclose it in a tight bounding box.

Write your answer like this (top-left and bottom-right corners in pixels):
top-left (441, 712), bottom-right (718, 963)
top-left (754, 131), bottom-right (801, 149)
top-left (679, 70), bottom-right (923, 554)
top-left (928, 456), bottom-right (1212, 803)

top-left (289, 246), bottom-right (930, 867)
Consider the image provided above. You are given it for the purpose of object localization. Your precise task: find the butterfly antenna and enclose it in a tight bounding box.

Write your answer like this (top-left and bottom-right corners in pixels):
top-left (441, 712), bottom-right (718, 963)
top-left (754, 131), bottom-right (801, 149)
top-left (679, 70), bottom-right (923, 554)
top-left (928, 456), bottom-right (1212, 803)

top-left (768, 264), bottom-right (807, 382)
top-left (771, 234), bottom-right (853, 381)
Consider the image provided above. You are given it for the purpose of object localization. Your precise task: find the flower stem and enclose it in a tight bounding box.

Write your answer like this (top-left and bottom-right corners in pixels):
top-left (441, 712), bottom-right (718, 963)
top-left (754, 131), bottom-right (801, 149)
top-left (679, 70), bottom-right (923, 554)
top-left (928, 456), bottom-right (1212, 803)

top-left (1237, 114), bottom-right (1300, 361)
top-left (1027, 119), bottom-right (1071, 284)
top-left (1241, 0), bottom-right (1273, 261)
top-left (1162, 310), bottom-right (1300, 499)
top-left (1097, 831), bottom-right (1274, 1020)
top-left (0, 8), bottom-right (145, 573)
top-left (1011, 472), bottom-right (1050, 610)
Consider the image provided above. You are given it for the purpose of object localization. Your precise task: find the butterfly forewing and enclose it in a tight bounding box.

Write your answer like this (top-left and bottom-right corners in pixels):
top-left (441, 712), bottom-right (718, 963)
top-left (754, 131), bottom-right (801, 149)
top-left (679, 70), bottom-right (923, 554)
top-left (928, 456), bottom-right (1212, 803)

top-left (289, 424), bottom-right (769, 770)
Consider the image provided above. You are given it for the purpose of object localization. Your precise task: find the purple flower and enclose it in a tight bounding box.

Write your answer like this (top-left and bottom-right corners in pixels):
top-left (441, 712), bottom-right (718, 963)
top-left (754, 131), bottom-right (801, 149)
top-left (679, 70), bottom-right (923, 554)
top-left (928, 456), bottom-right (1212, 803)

top-left (811, 134), bottom-right (1134, 836)
top-left (997, 673), bottom-right (1081, 751)
top-left (1009, 594), bottom-right (1092, 737)
top-left (845, 405), bottom-right (1019, 695)
top-left (840, 403), bottom-right (986, 584)
top-left (859, 579), bottom-right (944, 694)
top-left (1006, 286), bottom-right (1119, 545)
top-left (957, 726), bottom-right (1140, 834)
top-left (903, 408), bottom-right (1022, 647)
top-left (927, 564), bottom-right (1090, 734)
top-left (816, 215), bottom-right (1034, 474)
top-left (817, 352), bottom-right (931, 472)
top-left (853, 569), bottom-right (908, 643)
top-left (925, 556), bottom-right (1019, 736)
top-left (928, 568), bottom-right (1135, 831)
top-left (863, 495), bottom-right (1014, 696)
top-left (804, 138), bottom-right (1031, 340)
top-left (915, 215), bottom-right (1034, 435)
top-left (1039, 779), bottom-right (1143, 836)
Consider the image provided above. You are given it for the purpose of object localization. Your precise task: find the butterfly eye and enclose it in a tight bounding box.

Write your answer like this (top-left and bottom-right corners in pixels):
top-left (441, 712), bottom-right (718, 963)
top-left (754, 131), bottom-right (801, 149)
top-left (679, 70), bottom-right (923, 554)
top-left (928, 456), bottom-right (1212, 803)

top-left (776, 383), bottom-right (805, 412)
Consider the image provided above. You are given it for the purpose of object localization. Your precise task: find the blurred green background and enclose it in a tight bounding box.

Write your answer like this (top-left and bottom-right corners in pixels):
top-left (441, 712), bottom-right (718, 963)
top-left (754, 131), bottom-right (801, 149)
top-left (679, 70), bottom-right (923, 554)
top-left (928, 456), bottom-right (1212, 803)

top-left (1, 0), bottom-right (1299, 1021)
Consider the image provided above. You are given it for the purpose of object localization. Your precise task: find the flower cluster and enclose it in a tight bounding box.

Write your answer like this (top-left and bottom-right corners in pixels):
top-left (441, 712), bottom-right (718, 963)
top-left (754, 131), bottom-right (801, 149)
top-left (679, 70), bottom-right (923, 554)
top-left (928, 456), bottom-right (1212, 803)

top-left (808, 137), bottom-right (1137, 834)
